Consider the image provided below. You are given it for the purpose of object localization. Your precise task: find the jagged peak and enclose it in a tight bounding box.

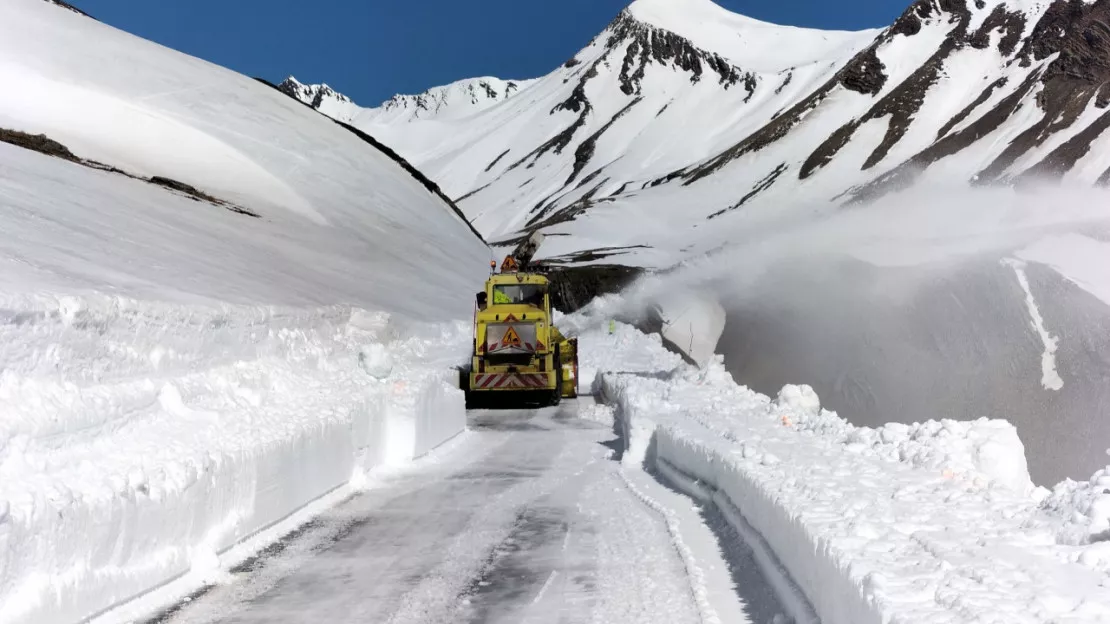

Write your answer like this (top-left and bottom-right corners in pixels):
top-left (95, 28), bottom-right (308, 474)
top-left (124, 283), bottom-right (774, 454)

top-left (370, 76), bottom-right (536, 121)
top-left (379, 76), bottom-right (531, 105)
top-left (278, 76), bottom-right (353, 106)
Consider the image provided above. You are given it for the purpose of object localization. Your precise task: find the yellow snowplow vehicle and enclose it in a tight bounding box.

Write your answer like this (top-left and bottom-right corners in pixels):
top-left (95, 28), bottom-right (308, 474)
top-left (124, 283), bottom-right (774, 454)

top-left (464, 235), bottom-right (578, 406)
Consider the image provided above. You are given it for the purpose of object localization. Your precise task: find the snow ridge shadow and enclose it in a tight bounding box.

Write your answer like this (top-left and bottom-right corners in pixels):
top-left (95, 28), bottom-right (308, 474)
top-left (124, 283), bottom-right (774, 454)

top-left (602, 402), bottom-right (817, 624)
top-left (650, 453), bottom-right (819, 624)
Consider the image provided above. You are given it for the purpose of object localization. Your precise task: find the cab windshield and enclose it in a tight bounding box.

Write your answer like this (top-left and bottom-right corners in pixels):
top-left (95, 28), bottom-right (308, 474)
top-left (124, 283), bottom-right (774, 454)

top-left (492, 284), bottom-right (546, 307)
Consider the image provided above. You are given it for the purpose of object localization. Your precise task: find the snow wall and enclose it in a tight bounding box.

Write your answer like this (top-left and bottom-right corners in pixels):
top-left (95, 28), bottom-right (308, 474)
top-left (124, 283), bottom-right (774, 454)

top-left (0, 299), bottom-right (469, 624)
top-left (596, 334), bottom-right (1110, 624)
top-left (717, 253), bottom-right (1110, 486)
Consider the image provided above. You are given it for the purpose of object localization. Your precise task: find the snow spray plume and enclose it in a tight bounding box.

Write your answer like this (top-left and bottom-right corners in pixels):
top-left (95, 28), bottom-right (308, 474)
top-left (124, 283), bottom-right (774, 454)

top-left (562, 183), bottom-right (1110, 333)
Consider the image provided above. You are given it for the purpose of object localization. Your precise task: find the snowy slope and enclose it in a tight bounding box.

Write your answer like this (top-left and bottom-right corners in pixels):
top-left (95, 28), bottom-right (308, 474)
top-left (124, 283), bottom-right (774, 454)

top-left (0, 1), bottom-right (490, 622)
top-left (0, 0), bottom-right (489, 312)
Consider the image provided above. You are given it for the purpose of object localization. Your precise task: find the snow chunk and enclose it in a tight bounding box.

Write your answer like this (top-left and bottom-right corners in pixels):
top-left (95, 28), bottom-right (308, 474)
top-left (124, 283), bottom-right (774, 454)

top-left (358, 343), bottom-right (394, 380)
top-left (579, 403), bottom-right (616, 428)
top-left (773, 384), bottom-right (821, 418)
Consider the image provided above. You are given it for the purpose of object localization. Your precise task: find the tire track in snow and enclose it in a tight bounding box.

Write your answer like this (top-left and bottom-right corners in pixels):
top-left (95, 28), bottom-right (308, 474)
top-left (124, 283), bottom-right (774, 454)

top-left (616, 466), bottom-right (722, 624)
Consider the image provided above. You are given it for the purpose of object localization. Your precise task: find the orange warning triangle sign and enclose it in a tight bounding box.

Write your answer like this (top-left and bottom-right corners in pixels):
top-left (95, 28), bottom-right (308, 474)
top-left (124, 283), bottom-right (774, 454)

top-left (502, 326), bottom-right (523, 348)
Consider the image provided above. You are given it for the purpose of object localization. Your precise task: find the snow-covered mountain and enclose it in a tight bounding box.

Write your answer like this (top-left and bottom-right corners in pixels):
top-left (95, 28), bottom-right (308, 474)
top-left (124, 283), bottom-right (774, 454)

top-left (282, 75), bottom-right (536, 125)
top-left (277, 76), bottom-right (362, 122)
top-left (290, 0), bottom-right (1110, 264)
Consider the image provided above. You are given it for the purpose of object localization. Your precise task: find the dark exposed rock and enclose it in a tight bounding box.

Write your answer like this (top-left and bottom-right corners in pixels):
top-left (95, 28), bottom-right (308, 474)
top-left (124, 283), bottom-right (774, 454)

top-left (844, 0), bottom-right (1110, 201)
top-left (848, 69), bottom-right (1045, 203)
top-left (575, 168), bottom-right (605, 190)
top-left (567, 98), bottom-right (642, 185)
top-left (505, 56), bottom-right (606, 174)
top-left (610, 182), bottom-right (631, 197)
top-left (44, 0), bottom-right (92, 18)
top-left (144, 177), bottom-right (258, 217)
top-left (139, 170), bottom-right (258, 216)
top-left (485, 149), bottom-right (511, 173)
top-left (969, 5), bottom-right (1027, 56)
top-left (525, 179), bottom-right (610, 231)
top-left (0, 128), bottom-right (77, 161)
top-left (540, 245), bottom-right (649, 264)
top-left (553, 60), bottom-right (599, 115)
top-left (277, 77), bottom-right (353, 111)
top-left (1020, 108), bottom-right (1110, 179)
top-left (974, 0), bottom-right (1110, 183)
top-left (455, 182), bottom-right (491, 204)
top-left (975, 85), bottom-right (1095, 182)
top-left (608, 11), bottom-right (754, 96)
top-left (675, 22), bottom-right (895, 185)
top-left (803, 0), bottom-right (972, 179)
top-left (838, 47), bottom-right (888, 95)
top-left (774, 72), bottom-right (795, 96)
top-left (936, 77), bottom-right (1009, 139)
top-left (708, 164), bottom-right (788, 219)
top-left (887, 0), bottom-right (965, 39)
top-left (678, 84), bottom-right (830, 185)
top-left (542, 264), bottom-right (644, 313)
top-left (806, 47), bottom-right (956, 176)
top-left (888, 0), bottom-right (930, 37)
top-left (1, 127), bottom-right (258, 217)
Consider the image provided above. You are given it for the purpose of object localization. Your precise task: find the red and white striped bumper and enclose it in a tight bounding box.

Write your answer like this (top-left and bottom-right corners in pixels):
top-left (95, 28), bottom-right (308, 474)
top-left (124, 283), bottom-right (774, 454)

top-left (471, 373), bottom-right (552, 390)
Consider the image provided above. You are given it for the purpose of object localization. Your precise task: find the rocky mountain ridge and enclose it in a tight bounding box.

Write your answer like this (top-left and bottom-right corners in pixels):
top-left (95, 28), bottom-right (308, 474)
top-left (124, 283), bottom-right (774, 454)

top-left (282, 0), bottom-right (1110, 266)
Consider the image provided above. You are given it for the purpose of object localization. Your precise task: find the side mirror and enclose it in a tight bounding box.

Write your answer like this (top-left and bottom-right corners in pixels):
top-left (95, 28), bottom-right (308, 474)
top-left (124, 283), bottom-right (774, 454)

top-left (476, 292), bottom-right (488, 309)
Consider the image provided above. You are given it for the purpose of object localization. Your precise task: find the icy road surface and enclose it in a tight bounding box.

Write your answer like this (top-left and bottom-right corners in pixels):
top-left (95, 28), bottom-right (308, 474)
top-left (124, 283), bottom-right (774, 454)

top-left (150, 402), bottom-right (752, 624)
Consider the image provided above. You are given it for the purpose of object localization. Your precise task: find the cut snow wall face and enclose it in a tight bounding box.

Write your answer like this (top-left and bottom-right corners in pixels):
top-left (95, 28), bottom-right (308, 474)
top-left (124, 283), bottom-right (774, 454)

top-left (653, 293), bottom-right (727, 369)
top-left (377, 370), bottom-right (467, 466)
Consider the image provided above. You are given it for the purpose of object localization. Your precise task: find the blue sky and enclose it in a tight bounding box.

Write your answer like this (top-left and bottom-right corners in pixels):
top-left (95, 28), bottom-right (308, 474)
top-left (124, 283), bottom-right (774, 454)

top-left (72, 0), bottom-right (904, 106)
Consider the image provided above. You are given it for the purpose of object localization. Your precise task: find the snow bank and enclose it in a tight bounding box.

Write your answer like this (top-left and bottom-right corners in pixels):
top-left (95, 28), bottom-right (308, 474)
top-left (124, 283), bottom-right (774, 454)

top-left (588, 322), bottom-right (1110, 624)
top-left (0, 296), bottom-right (469, 624)
top-left (0, 3), bottom-right (487, 622)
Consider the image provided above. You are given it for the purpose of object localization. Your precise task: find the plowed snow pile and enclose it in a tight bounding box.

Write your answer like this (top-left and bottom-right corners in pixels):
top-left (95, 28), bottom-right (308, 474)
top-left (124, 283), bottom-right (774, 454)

top-left (581, 320), bottom-right (1110, 624)
top-left (0, 1), bottom-right (488, 622)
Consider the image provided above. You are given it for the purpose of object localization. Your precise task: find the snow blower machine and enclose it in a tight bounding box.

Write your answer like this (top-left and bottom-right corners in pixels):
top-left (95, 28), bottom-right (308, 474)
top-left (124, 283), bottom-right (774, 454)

top-left (463, 233), bottom-right (578, 408)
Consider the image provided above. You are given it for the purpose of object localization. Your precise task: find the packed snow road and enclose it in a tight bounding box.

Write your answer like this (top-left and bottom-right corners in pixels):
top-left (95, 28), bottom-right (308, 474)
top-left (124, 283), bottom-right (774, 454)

top-left (149, 402), bottom-right (709, 624)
